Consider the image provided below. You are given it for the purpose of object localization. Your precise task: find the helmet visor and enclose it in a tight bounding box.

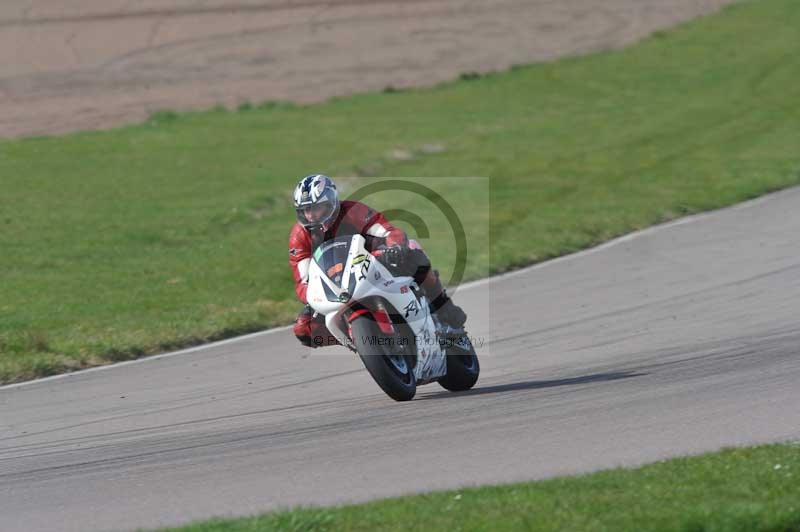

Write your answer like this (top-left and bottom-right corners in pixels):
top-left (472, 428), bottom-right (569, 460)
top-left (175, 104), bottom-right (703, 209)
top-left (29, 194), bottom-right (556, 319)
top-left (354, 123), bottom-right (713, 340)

top-left (296, 201), bottom-right (335, 227)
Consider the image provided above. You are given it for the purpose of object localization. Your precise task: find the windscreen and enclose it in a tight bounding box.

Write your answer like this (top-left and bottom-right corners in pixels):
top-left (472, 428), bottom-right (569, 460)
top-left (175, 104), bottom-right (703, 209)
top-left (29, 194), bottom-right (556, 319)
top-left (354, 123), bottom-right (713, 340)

top-left (313, 236), bottom-right (352, 288)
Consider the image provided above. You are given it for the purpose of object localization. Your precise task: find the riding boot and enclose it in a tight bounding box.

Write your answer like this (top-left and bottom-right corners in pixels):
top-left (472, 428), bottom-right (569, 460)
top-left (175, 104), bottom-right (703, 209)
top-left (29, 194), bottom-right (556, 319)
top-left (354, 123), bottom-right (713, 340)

top-left (421, 269), bottom-right (467, 328)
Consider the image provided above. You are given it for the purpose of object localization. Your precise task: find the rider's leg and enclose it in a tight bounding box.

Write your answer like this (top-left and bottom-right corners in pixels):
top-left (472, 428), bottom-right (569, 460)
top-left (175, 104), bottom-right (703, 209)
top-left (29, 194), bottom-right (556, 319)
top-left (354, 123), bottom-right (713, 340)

top-left (420, 268), bottom-right (467, 328)
top-left (405, 245), bottom-right (467, 328)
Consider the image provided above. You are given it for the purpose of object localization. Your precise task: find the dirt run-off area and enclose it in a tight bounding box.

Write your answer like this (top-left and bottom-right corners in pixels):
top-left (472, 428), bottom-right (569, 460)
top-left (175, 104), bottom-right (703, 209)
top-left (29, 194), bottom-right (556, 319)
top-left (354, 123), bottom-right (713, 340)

top-left (0, 0), bottom-right (736, 139)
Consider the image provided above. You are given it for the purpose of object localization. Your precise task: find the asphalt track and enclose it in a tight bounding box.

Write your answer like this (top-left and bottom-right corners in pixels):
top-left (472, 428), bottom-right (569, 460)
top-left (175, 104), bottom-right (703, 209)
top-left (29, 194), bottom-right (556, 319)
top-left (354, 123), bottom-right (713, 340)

top-left (2, 187), bottom-right (800, 531)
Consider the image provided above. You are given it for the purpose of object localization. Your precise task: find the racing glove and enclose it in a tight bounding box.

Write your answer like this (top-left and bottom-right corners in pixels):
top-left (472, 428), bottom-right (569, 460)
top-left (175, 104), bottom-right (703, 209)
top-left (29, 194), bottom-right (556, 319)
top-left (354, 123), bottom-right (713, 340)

top-left (382, 245), bottom-right (406, 268)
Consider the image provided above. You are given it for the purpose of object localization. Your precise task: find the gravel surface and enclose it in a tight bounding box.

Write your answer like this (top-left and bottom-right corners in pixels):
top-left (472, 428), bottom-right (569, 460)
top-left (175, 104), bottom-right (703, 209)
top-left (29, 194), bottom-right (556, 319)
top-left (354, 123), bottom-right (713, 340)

top-left (0, 0), bottom-right (735, 138)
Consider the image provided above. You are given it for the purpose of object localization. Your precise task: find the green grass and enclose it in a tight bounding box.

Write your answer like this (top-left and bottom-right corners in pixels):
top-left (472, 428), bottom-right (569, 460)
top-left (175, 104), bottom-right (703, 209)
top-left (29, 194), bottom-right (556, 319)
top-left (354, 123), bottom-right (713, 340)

top-left (2, 0), bottom-right (800, 383)
top-left (153, 443), bottom-right (800, 532)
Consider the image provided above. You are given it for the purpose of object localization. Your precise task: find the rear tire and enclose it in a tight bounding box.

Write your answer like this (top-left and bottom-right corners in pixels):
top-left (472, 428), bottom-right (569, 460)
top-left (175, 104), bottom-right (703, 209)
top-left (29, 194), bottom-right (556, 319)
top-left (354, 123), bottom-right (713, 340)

top-left (351, 317), bottom-right (416, 401)
top-left (438, 335), bottom-right (480, 391)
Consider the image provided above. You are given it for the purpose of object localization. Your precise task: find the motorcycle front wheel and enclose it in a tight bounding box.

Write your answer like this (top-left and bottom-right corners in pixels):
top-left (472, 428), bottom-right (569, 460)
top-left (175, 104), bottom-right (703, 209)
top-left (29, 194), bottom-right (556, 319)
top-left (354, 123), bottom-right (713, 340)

top-left (351, 316), bottom-right (416, 401)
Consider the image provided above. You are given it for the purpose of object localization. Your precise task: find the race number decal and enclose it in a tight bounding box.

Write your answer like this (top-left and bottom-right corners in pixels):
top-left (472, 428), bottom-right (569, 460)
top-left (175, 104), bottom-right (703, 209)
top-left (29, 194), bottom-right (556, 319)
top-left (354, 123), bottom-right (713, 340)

top-left (357, 256), bottom-right (371, 280)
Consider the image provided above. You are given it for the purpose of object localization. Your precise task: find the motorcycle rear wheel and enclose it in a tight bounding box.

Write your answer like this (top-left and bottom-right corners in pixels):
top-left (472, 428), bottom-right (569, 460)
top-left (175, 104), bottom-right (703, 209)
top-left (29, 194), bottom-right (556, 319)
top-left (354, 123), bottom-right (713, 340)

top-left (438, 334), bottom-right (480, 392)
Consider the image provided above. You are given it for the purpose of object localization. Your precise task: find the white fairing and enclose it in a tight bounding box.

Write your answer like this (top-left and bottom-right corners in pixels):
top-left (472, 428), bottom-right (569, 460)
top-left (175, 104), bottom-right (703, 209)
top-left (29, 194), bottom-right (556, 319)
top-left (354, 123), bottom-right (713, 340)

top-left (306, 234), bottom-right (447, 383)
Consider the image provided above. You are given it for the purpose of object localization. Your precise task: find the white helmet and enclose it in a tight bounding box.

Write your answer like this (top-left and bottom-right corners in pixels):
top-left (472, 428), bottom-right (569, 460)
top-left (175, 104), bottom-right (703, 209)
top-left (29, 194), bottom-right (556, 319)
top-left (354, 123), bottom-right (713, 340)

top-left (293, 174), bottom-right (340, 232)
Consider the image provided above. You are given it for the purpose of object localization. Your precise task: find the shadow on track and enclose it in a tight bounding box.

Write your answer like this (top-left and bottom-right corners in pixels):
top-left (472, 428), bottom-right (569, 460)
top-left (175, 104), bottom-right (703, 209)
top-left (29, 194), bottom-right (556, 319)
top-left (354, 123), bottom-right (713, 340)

top-left (418, 370), bottom-right (645, 400)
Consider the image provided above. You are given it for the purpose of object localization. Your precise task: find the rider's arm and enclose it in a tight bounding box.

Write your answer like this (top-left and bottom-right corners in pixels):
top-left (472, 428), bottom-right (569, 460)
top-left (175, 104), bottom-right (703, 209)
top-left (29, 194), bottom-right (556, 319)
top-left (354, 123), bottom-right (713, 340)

top-left (288, 224), bottom-right (313, 304)
top-left (344, 200), bottom-right (407, 248)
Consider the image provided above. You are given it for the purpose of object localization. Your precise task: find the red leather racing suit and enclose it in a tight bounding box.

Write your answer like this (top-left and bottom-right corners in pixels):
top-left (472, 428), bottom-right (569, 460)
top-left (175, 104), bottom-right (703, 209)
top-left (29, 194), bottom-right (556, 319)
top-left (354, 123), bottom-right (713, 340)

top-left (289, 200), bottom-right (408, 347)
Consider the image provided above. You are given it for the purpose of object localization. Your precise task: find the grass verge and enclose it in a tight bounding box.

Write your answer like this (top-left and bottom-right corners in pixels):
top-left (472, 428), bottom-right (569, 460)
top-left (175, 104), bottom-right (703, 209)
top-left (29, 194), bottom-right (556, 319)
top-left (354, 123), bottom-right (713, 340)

top-left (2, 0), bottom-right (800, 382)
top-left (153, 443), bottom-right (800, 532)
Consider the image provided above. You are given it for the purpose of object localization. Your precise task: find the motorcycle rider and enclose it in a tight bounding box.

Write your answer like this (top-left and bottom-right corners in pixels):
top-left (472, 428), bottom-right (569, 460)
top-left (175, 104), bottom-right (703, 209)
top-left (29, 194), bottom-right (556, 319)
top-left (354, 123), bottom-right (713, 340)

top-left (289, 174), bottom-right (466, 347)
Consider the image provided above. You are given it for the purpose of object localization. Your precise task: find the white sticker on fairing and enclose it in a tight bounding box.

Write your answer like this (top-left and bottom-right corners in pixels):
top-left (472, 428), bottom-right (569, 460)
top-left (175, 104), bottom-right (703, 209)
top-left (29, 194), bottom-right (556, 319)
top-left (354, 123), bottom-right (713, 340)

top-left (366, 223), bottom-right (390, 238)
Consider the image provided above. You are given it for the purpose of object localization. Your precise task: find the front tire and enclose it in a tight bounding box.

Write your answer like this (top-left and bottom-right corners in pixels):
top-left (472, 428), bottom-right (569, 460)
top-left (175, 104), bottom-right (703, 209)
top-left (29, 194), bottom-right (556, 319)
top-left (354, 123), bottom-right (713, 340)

top-left (351, 317), bottom-right (416, 401)
top-left (438, 334), bottom-right (480, 392)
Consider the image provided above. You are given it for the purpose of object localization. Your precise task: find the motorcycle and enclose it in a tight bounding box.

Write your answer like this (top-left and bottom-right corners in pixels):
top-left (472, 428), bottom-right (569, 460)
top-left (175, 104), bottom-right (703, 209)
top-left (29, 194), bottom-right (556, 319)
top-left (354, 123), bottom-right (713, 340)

top-left (305, 234), bottom-right (479, 401)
